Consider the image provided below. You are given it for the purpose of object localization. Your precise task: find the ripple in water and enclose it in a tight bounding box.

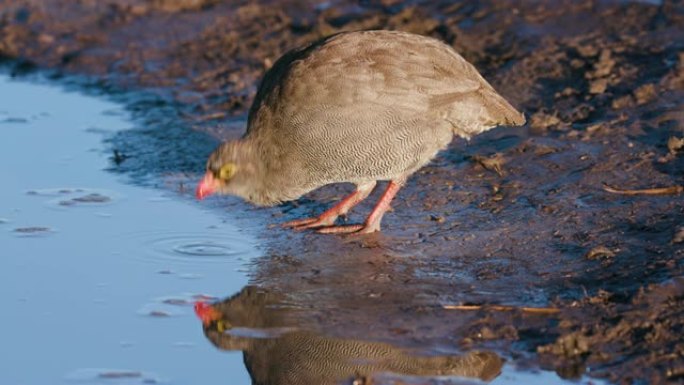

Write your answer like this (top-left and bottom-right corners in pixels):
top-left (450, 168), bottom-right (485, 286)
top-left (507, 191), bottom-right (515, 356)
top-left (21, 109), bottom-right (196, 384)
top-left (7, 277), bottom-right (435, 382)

top-left (173, 242), bottom-right (234, 257)
top-left (122, 230), bottom-right (252, 265)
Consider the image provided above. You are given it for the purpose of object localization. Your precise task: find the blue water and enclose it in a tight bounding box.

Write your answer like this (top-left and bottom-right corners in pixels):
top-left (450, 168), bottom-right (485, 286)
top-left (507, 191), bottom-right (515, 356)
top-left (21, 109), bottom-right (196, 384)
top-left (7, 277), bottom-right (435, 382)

top-left (0, 75), bottom-right (255, 385)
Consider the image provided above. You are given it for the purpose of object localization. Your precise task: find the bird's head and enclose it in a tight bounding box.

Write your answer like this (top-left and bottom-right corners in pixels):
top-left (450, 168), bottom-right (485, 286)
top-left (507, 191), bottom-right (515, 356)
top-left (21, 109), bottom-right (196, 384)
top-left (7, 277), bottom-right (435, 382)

top-left (196, 140), bottom-right (258, 201)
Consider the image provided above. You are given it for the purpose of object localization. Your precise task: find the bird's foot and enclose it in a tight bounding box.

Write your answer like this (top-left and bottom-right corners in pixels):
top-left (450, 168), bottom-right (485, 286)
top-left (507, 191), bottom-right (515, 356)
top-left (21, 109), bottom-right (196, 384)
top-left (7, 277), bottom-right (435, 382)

top-left (281, 215), bottom-right (337, 231)
top-left (315, 223), bottom-right (379, 235)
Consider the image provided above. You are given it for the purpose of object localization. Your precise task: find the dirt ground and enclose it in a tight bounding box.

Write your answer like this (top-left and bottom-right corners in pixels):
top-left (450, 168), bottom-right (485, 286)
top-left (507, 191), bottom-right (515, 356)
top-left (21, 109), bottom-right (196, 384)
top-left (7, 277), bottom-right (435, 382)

top-left (1, 0), bottom-right (683, 383)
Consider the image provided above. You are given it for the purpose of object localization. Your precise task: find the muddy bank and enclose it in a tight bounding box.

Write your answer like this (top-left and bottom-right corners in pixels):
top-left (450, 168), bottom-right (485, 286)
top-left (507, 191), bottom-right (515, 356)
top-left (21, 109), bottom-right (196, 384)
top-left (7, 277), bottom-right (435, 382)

top-left (1, 0), bottom-right (683, 383)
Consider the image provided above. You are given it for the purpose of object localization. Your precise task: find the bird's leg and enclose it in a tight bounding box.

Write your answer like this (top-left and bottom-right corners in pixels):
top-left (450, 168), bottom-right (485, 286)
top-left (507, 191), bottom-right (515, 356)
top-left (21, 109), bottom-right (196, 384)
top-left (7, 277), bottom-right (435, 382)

top-left (282, 181), bottom-right (377, 230)
top-left (317, 179), bottom-right (404, 234)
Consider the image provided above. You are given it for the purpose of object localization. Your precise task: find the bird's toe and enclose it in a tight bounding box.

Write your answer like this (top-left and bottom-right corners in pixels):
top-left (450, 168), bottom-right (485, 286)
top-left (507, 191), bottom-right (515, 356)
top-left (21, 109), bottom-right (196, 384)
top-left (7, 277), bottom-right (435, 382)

top-left (282, 216), bottom-right (337, 231)
top-left (281, 217), bottom-right (318, 228)
top-left (315, 224), bottom-right (369, 235)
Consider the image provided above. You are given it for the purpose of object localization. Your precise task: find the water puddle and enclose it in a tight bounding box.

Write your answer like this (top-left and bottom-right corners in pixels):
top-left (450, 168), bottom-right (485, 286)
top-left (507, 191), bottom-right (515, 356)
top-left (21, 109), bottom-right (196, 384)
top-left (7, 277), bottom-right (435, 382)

top-left (0, 74), bottom-right (607, 385)
top-left (0, 75), bottom-right (254, 385)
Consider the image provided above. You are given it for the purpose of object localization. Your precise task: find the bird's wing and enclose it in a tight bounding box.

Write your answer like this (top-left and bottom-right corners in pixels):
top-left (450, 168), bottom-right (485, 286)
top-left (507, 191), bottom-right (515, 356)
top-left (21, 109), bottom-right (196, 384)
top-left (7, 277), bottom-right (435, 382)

top-left (248, 31), bottom-right (524, 141)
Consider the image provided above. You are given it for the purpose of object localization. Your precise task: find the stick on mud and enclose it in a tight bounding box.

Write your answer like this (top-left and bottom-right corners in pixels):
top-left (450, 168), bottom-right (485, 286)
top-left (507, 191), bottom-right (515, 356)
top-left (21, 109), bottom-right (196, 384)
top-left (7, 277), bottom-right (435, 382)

top-left (603, 184), bottom-right (683, 196)
top-left (443, 304), bottom-right (561, 314)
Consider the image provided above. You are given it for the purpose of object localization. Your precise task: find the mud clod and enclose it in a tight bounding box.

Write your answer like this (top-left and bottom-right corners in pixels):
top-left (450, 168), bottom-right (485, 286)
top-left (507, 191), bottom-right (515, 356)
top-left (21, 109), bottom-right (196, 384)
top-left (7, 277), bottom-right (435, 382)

top-left (585, 246), bottom-right (616, 261)
top-left (673, 227), bottom-right (684, 244)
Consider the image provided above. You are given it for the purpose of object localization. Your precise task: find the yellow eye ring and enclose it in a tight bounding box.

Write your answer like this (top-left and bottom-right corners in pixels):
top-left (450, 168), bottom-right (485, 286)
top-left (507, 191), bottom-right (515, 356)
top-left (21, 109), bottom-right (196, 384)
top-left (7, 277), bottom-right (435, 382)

top-left (219, 163), bottom-right (237, 180)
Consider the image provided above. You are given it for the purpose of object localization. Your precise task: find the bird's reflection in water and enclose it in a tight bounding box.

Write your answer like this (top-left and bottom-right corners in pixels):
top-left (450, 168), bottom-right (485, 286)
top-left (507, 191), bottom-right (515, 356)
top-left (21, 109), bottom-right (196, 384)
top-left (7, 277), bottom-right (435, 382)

top-left (195, 287), bottom-right (503, 385)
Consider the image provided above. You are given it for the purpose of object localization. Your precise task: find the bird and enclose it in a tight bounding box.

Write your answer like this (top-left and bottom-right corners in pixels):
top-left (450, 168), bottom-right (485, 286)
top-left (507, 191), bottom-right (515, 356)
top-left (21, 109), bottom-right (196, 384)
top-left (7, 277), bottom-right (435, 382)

top-left (196, 30), bottom-right (525, 234)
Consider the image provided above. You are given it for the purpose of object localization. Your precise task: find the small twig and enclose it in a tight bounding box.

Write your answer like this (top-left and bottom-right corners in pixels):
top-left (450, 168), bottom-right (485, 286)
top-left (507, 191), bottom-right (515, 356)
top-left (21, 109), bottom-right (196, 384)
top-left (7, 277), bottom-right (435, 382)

top-left (443, 304), bottom-right (560, 314)
top-left (603, 184), bottom-right (683, 196)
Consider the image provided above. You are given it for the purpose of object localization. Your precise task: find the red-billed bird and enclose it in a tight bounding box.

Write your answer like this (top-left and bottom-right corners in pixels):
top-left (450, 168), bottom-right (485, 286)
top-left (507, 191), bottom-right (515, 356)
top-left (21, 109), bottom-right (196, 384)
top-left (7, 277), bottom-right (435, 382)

top-left (196, 30), bottom-right (524, 234)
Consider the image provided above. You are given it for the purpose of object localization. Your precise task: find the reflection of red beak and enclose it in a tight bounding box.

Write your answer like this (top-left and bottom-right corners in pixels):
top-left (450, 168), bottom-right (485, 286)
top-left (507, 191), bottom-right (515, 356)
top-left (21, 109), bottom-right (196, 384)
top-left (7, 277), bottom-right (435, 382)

top-left (194, 301), bottom-right (221, 326)
top-left (196, 172), bottom-right (217, 200)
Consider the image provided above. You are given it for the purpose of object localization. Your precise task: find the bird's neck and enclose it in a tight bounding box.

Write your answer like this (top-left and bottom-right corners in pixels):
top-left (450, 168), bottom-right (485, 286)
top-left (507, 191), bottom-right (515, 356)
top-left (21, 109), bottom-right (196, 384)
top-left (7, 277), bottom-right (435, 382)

top-left (236, 137), bottom-right (283, 206)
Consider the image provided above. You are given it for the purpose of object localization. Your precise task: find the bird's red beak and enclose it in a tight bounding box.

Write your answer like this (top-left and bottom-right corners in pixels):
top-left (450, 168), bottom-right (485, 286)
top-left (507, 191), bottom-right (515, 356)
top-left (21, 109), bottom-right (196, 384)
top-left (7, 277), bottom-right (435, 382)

top-left (196, 172), bottom-right (217, 200)
top-left (194, 301), bottom-right (221, 326)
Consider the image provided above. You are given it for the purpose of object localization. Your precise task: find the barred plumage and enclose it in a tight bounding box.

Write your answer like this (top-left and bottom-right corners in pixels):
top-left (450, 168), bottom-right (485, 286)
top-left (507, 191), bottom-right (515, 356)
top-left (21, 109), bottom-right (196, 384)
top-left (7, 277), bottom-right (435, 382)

top-left (197, 30), bottom-right (525, 233)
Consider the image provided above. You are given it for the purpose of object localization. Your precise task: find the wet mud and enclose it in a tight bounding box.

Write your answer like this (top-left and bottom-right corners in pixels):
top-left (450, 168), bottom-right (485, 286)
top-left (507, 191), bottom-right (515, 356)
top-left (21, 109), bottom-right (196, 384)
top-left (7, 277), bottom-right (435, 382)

top-left (1, 0), bottom-right (683, 383)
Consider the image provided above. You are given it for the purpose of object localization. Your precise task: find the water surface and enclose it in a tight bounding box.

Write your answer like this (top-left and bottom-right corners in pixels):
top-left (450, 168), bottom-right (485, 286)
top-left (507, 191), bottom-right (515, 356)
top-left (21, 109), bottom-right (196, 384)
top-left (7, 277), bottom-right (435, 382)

top-left (0, 75), bottom-right (255, 385)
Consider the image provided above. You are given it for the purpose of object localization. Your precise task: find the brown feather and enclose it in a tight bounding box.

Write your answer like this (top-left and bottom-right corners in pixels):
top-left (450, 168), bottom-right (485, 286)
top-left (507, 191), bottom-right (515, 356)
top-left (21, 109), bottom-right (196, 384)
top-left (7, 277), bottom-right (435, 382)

top-left (207, 30), bottom-right (525, 206)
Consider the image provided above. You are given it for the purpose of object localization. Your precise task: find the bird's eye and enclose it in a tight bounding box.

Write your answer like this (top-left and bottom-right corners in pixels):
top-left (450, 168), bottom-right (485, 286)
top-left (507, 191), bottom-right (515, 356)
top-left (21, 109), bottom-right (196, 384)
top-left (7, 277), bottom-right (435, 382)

top-left (219, 163), bottom-right (237, 181)
top-left (216, 319), bottom-right (230, 333)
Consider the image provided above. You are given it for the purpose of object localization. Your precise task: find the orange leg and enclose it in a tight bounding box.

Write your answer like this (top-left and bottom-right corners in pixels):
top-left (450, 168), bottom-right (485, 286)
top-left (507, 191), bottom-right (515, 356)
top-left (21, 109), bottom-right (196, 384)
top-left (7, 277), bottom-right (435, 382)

top-left (282, 181), bottom-right (377, 230)
top-left (317, 179), bottom-right (404, 234)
